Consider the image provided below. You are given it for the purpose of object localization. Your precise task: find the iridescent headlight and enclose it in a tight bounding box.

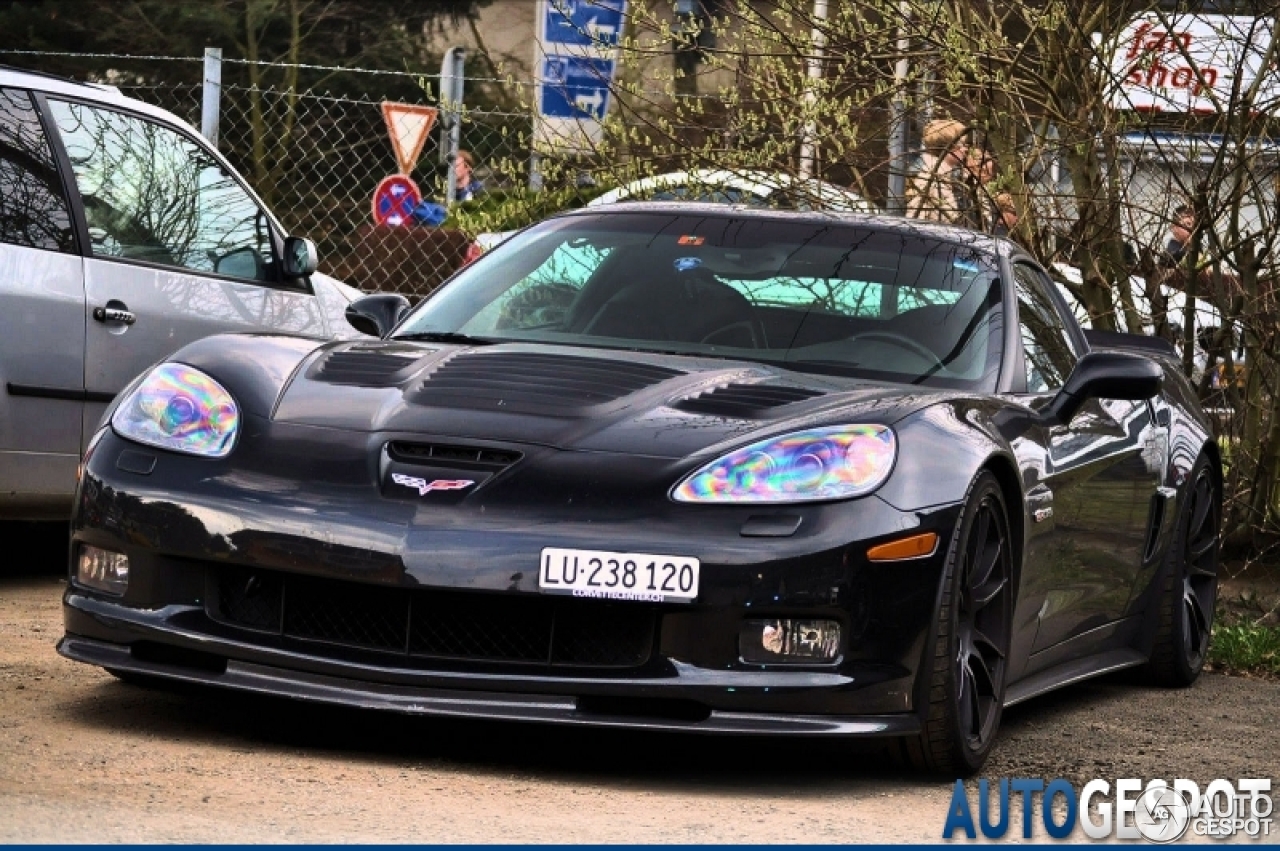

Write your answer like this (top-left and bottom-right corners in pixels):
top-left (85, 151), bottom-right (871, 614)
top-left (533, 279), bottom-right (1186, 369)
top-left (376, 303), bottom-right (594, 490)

top-left (672, 425), bottom-right (896, 503)
top-left (111, 363), bottom-right (239, 458)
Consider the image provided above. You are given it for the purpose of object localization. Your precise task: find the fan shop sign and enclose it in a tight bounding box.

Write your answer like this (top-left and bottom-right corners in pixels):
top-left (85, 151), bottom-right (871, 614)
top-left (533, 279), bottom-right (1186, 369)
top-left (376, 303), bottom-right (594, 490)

top-left (1108, 14), bottom-right (1280, 114)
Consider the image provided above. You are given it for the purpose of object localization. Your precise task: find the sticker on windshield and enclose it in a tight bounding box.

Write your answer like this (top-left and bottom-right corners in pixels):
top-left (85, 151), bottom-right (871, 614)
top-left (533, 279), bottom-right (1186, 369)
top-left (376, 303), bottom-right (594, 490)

top-left (674, 257), bottom-right (703, 271)
top-left (677, 235), bottom-right (705, 246)
top-left (953, 258), bottom-right (981, 272)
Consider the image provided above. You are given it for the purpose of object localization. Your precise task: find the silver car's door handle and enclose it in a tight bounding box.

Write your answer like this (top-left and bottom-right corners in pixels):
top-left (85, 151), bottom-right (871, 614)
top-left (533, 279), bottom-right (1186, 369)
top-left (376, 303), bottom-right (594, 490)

top-left (93, 306), bottom-right (136, 325)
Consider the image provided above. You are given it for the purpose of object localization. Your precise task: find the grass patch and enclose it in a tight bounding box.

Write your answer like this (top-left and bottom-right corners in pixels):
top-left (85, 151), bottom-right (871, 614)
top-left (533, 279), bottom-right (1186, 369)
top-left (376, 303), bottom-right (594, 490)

top-left (1209, 622), bottom-right (1280, 677)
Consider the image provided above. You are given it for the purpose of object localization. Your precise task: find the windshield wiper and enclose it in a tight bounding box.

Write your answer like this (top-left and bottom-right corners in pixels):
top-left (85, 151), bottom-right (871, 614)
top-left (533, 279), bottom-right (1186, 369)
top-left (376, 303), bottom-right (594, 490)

top-left (391, 331), bottom-right (497, 346)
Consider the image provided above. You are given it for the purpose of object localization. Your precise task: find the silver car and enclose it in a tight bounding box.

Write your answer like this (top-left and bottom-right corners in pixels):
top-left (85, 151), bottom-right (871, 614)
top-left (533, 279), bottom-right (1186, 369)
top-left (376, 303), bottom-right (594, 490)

top-left (0, 66), bottom-right (363, 518)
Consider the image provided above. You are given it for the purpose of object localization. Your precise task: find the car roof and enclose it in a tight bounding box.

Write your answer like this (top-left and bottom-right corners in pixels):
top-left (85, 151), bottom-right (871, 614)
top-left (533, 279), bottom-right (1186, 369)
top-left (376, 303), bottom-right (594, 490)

top-left (0, 64), bottom-right (187, 128)
top-left (554, 201), bottom-right (1011, 255)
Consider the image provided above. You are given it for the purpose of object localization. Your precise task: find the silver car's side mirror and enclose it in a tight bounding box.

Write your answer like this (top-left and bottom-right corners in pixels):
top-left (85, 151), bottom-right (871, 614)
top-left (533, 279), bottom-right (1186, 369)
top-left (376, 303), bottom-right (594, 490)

top-left (283, 236), bottom-right (318, 278)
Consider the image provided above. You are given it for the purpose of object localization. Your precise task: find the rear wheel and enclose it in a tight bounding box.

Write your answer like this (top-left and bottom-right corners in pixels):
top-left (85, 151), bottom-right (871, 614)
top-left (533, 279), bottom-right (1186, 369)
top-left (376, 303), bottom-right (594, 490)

top-left (1147, 456), bottom-right (1220, 686)
top-left (894, 471), bottom-right (1013, 776)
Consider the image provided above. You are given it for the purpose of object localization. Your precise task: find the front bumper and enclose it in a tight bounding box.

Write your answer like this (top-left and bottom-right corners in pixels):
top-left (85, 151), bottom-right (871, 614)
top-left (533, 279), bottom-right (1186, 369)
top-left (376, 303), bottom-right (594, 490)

top-left (64, 427), bottom-right (961, 735)
top-left (58, 628), bottom-right (919, 737)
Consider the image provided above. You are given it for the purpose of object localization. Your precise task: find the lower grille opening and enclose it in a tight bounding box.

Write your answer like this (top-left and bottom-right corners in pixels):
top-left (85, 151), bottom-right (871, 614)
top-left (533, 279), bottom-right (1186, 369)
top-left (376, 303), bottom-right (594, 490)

top-left (575, 696), bottom-right (711, 723)
top-left (131, 641), bottom-right (228, 674)
top-left (209, 566), bottom-right (657, 670)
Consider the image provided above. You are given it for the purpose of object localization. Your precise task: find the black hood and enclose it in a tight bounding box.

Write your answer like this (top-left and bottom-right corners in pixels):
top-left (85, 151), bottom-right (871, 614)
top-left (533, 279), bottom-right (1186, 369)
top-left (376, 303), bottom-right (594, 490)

top-left (265, 341), bottom-right (949, 459)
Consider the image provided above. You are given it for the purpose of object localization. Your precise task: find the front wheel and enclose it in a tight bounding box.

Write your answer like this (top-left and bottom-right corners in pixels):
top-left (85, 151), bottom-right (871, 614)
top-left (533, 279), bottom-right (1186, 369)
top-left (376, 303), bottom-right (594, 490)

top-left (893, 471), bottom-right (1014, 776)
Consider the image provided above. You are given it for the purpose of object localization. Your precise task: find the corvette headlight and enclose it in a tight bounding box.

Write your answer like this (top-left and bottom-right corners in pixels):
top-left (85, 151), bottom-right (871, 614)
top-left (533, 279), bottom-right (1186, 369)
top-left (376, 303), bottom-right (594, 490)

top-left (111, 363), bottom-right (239, 458)
top-left (672, 425), bottom-right (896, 503)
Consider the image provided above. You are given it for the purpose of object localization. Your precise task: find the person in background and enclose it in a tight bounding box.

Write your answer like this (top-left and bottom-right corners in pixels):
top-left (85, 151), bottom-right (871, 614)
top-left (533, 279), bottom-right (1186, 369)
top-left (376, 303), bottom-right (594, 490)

top-left (992, 191), bottom-right (1019, 237)
top-left (455, 150), bottom-right (484, 202)
top-left (1163, 204), bottom-right (1197, 266)
top-left (906, 119), bottom-right (970, 224)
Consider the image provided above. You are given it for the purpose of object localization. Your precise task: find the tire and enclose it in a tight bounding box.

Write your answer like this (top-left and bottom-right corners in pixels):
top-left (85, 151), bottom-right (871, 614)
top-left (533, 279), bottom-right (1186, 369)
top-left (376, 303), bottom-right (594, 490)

top-left (893, 471), bottom-right (1014, 776)
top-left (1147, 455), bottom-right (1220, 686)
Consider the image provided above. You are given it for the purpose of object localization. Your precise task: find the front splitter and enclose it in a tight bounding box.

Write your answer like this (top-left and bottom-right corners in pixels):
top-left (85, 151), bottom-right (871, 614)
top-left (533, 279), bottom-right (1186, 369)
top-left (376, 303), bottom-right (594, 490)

top-left (59, 634), bottom-right (921, 738)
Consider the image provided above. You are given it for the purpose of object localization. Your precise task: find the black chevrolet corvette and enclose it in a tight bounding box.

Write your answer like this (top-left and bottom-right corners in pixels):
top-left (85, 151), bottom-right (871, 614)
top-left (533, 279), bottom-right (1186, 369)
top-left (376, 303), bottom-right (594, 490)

top-left (61, 205), bottom-right (1221, 775)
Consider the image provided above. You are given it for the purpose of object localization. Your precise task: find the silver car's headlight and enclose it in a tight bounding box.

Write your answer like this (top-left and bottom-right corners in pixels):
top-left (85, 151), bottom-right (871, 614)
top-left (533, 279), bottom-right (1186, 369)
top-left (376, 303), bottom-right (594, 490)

top-left (672, 425), bottom-right (896, 503)
top-left (111, 363), bottom-right (240, 458)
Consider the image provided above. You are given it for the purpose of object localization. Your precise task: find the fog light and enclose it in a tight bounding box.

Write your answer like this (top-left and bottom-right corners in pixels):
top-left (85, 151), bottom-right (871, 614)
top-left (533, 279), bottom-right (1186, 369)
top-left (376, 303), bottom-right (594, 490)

top-left (740, 618), bottom-right (841, 663)
top-left (76, 545), bottom-right (129, 596)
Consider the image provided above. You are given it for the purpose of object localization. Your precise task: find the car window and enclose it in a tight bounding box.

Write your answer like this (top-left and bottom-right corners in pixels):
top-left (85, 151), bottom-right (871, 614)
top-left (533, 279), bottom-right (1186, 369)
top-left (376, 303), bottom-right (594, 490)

top-left (48, 99), bottom-right (275, 282)
top-left (714, 274), bottom-right (962, 317)
top-left (474, 240), bottom-right (612, 332)
top-left (401, 213), bottom-right (1005, 391)
top-left (1014, 262), bottom-right (1079, 393)
top-left (0, 88), bottom-right (75, 253)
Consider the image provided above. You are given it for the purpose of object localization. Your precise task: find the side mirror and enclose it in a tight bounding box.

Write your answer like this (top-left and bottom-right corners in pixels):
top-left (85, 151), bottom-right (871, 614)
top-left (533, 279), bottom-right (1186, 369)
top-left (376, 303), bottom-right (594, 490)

top-left (282, 236), bottom-right (318, 278)
top-left (1042, 351), bottom-right (1163, 426)
top-left (215, 246), bottom-right (265, 280)
top-left (346, 293), bottom-right (410, 338)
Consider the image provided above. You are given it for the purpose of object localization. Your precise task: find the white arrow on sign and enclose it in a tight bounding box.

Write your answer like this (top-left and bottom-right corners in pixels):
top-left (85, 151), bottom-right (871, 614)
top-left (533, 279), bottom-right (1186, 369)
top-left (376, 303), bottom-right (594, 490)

top-left (381, 102), bottom-right (439, 175)
top-left (586, 16), bottom-right (617, 43)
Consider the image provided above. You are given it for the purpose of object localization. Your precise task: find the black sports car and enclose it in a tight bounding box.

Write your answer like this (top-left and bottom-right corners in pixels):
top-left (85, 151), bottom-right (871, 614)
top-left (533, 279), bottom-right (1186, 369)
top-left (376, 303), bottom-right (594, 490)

top-left (61, 205), bottom-right (1221, 775)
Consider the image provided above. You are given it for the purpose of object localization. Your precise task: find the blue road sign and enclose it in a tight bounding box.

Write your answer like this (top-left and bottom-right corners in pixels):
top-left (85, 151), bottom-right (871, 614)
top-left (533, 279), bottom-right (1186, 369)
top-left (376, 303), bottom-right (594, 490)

top-left (540, 55), bottom-right (613, 119)
top-left (544, 0), bottom-right (626, 48)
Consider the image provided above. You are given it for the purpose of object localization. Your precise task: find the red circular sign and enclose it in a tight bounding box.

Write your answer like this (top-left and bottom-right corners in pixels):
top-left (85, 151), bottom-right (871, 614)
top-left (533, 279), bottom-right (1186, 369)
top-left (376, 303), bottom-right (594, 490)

top-left (371, 174), bottom-right (422, 226)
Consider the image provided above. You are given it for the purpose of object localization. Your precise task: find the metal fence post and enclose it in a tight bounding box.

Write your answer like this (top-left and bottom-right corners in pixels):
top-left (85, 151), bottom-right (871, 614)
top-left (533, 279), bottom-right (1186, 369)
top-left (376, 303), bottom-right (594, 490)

top-left (441, 47), bottom-right (467, 205)
top-left (201, 47), bottom-right (222, 146)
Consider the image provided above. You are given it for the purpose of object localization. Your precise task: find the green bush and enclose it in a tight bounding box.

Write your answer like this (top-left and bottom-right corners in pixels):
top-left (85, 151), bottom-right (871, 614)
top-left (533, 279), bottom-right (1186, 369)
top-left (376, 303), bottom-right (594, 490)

top-left (448, 185), bottom-right (611, 237)
top-left (1210, 622), bottom-right (1280, 676)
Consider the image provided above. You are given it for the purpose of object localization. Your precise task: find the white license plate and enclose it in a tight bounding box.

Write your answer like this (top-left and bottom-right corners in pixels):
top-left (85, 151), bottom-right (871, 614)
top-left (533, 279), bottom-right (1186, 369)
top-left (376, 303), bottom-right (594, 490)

top-left (538, 547), bottom-right (700, 603)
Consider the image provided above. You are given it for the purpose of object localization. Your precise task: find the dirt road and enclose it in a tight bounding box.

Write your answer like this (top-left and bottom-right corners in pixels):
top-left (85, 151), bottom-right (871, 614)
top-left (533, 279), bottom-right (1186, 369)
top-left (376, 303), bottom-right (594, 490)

top-left (2, 523), bottom-right (1277, 843)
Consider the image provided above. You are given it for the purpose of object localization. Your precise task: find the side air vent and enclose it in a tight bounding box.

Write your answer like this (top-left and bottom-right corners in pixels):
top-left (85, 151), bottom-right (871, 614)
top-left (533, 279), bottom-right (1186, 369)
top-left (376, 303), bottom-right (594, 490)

top-left (407, 351), bottom-right (685, 416)
top-left (311, 345), bottom-right (431, 387)
top-left (674, 383), bottom-right (825, 418)
top-left (388, 441), bottom-right (523, 471)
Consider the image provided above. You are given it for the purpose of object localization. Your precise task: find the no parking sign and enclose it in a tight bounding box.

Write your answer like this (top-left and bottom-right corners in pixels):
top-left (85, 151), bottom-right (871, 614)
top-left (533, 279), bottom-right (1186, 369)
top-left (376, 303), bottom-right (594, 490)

top-left (371, 175), bottom-right (422, 227)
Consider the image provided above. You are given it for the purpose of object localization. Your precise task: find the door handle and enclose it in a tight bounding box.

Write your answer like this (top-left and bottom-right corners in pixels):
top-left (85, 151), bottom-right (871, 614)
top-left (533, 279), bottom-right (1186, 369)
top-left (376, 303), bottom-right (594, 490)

top-left (93, 306), bottom-right (136, 325)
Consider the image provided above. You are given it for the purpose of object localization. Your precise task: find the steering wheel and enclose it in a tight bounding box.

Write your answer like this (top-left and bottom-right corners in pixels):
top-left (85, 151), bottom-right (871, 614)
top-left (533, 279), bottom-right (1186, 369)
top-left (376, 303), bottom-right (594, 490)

top-left (848, 331), bottom-right (946, 370)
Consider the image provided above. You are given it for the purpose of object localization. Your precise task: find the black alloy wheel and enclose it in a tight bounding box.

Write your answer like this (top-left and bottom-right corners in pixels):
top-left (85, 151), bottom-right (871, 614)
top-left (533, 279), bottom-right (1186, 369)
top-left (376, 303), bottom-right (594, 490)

top-left (894, 471), bottom-right (1013, 776)
top-left (1148, 456), bottom-right (1220, 686)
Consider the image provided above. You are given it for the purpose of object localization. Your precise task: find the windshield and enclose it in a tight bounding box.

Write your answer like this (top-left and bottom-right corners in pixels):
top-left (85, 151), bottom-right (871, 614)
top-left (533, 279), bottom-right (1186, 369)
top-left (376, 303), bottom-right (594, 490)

top-left (396, 212), bottom-right (1005, 390)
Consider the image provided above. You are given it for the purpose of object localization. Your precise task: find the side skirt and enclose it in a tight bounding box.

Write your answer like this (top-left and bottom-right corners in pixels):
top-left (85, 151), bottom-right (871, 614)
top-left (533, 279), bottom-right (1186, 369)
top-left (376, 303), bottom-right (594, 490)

top-left (1003, 648), bottom-right (1147, 708)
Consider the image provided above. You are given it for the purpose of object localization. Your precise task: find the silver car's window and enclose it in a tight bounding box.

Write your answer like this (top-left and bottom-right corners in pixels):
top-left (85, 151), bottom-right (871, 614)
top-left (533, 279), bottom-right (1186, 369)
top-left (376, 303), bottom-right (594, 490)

top-left (48, 99), bottom-right (274, 282)
top-left (0, 89), bottom-right (75, 253)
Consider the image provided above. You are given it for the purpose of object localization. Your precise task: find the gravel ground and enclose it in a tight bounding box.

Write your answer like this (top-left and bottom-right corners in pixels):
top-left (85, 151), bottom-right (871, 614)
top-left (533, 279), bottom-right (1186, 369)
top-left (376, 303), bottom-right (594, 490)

top-left (1, 523), bottom-right (1277, 843)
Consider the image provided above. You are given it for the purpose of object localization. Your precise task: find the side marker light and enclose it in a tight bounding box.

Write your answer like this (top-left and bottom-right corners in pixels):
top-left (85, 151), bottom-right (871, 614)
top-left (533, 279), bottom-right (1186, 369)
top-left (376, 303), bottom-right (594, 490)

top-left (867, 532), bottom-right (939, 562)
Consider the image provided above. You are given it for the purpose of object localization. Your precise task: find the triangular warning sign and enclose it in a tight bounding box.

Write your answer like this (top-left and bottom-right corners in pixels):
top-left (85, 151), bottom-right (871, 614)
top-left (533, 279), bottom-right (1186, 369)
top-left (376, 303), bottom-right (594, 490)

top-left (381, 102), bottom-right (438, 175)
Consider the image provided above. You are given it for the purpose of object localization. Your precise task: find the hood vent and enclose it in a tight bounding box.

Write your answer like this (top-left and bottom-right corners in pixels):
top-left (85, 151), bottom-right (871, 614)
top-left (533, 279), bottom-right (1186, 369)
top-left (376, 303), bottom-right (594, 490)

top-left (407, 351), bottom-right (685, 416)
top-left (311, 345), bottom-right (431, 387)
top-left (388, 441), bottom-right (522, 472)
top-left (674, 383), bottom-right (825, 418)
